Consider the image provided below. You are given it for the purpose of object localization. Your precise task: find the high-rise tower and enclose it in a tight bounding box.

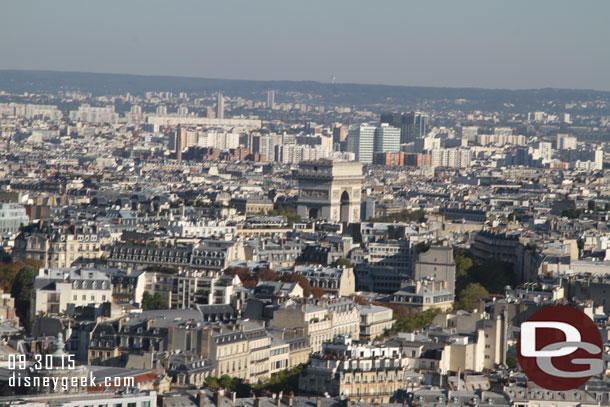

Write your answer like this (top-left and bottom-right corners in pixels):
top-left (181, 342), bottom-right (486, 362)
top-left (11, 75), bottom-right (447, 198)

top-left (217, 92), bottom-right (224, 119)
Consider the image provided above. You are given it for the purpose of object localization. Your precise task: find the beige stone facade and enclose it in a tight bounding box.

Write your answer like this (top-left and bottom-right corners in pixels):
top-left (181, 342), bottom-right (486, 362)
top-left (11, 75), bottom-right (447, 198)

top-left (297, 160), bottom-right (363, 223)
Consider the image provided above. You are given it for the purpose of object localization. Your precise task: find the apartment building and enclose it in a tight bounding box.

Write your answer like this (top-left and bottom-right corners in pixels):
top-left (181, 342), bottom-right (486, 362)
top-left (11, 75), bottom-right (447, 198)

top-left (358, 304), bottom-right (394, 341)
top-left (32, 268), bottom-right (112, 318)
top-left (391, 279), bottom-right (454, 311)
top-left (299, 337), bottom-right (408, 403)
top-left (271, 303), bottom-right (332, 353)
top-left (278, 264), bottom-right (356, 296)
top-left (14, 224), bottom-right (103, 268)
top-left (271, 299), bottom-right (360, 352)
top-left (355, 239), bottom-right (415, 293)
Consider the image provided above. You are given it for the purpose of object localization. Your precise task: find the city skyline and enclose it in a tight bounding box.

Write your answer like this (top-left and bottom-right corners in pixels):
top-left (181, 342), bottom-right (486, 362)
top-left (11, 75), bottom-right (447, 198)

top-left (2, 1), bottom-right (610, 405)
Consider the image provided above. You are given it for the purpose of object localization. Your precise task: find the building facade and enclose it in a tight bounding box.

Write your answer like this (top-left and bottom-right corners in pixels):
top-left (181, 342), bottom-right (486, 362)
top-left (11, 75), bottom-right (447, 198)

top-left (296, 159), bottom-right (363, 223)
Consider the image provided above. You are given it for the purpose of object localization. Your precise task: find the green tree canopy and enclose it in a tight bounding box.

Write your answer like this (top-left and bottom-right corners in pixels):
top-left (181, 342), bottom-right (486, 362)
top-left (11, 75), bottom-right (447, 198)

top-left (455, 283), bottom-right (489, 312)
top-left (141, 291), bottom-right (168, 310)
top-left (370, 209), bottom-right (425, 223)
top-left (11, 265), bottom-right (39, 330)
top-left (333, 258), bottom-right (353, 268)
top-left (383, 308), bottom-right (441, 337)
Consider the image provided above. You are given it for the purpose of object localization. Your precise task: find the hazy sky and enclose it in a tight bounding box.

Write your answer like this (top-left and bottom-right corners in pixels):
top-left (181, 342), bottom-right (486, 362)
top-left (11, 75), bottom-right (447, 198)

top-left (2, 0), bottom-right (610, 90)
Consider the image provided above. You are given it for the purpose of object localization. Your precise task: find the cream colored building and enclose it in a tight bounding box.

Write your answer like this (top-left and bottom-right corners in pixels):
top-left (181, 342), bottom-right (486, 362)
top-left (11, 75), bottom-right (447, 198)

top-left (272, 299), bottom-right (361, 353)
top-left (246, 328), bottom-right (272, 383)
top-left (271, 303), bottom-right (332, 353)
top-left (392, 279), bottom-right (454, 312)
top-left (193, 320), bottom-right (287, 382)
top-left (438, 316), bottom-right (507, 373)
top-left (358, 304), bottom-right (394, 341)
top-left (327, 298), bottom-right (360, 340)
top-left (299, 337), bottom-right (409, 404)
top-left (269, 338), bottom-right (290, 375)
top-left (268, 328), bottom-right (313, 369)
top-left (287, 265), bottom-right (356, 297)
top-left (14, 225), bottom-right (103, 268)
top-left (32, 268), bottom-right (112, 318)
top-left (414, 245), bottom-right (456, 295)
top-left (200, 325), bottom-right (250, 380)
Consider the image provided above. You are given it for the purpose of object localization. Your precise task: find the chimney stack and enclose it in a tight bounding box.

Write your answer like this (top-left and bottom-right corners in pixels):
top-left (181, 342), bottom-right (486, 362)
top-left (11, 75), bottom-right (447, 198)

top-left (197, 392), bottom-right (206, 407)
top-left (214, 389), bottom-right (225, 407)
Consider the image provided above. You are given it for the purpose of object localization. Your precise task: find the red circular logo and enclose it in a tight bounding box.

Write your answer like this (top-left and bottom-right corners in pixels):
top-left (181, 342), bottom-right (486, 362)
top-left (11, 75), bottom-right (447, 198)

top-left (517, 305), bottom-right (603, 390)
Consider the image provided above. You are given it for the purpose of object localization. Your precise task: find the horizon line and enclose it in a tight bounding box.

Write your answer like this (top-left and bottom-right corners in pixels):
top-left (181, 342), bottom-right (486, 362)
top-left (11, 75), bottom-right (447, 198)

top-left (0, 68), bottom-right (607, 94)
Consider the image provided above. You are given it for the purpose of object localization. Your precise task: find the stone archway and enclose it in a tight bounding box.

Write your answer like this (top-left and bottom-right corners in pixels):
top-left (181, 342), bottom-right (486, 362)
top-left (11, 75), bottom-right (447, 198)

top-left (340, 191), bottom-right (350, 223)
top-left (309, 207), bottom-right (319, 219)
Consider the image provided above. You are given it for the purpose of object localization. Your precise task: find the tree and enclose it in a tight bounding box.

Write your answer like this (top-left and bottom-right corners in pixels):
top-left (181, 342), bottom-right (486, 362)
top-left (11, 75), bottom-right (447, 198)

top-left (218, 375), bottom-right (233, 390)
top-left (351, 295), bottom-right (368, 306)
top-left (11, 265), bottom-right (38, 329)
top-left (280, 273), bottom-right (320, 297)
top-left (145, 265), bottom-right (178, 274)
top-left (508, 211), bottom-right (522, 221)
top-left (467, 258), bottom-right (514, 294)
top-left (415, 242), bottom-right (430, 254)
top-left (266, 205), bottom-right (302, 225)
top-left (310, 287), bottom-right (326, 299)
top-left (588, 200), bottom-right (596, 211)
top-left (252, 365), bottom-right (303, 395)
top-left (255, 268), bottom-right (278, 282)
top-left (205, 365), bottom-right (304, 397)
top-left (224, 267), bottom-right (257, 287)
top-left (333, 258), bottom-right (353, 268)
top-left (205, 376), bottom-right (220, 389)
top-left (370, 209), bottom-right (425, 223)
top-left (453, 249), bottom-right (514, 296)
top-left (561, 207), bottom-right (582, 219)
top-left (454, 251), bottom-right (473, 294)
top-left (141, 291), bottom-right (168, 310)
top-left (383, 308), bottom-right (441, 337)
top-left (204, 375), bottom-right (254, 397)
top-left (506, 354), bottom-right (518, 369)
top-left (455, 283), bottom-right (489, 312)
top-left (0, 259), bottom-right (42, 294)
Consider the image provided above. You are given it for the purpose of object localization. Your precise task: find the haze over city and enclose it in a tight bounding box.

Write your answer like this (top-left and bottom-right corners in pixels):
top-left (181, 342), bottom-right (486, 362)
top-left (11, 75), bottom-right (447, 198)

top-left (2, 0), bottom-right (610, 90)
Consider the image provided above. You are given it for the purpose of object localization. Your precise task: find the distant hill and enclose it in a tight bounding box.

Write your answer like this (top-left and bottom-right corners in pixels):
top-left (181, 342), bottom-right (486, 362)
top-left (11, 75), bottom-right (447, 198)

top-left (1, 69), bottom-right (609, 112)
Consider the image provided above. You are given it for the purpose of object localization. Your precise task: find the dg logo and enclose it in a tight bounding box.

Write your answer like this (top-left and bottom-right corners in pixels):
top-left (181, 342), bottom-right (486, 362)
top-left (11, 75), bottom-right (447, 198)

top-left (517, 305), bottom-right (603, 390)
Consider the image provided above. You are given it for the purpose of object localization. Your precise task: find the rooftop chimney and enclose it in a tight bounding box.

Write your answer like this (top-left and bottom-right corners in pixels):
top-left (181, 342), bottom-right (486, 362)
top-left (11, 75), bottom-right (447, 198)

top-left (197, 392), bottom-right (206, 407)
